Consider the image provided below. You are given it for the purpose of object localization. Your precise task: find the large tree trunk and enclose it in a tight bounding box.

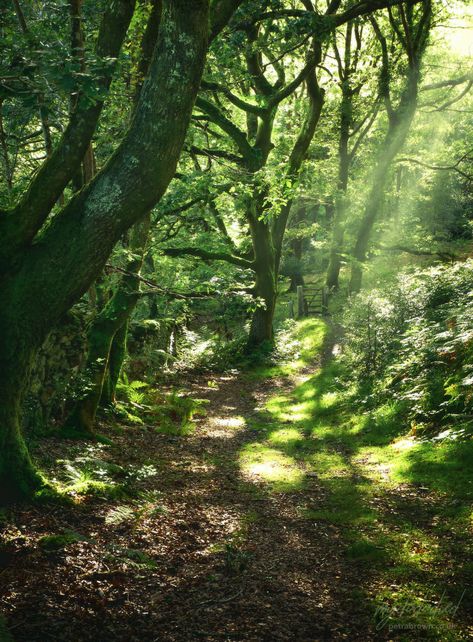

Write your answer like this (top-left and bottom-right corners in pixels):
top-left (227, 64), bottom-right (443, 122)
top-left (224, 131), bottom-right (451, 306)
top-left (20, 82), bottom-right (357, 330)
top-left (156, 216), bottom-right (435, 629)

top-left (0, 336), bottom-right (43, 502)
top-left (0, 0), bottom-right (210, 500)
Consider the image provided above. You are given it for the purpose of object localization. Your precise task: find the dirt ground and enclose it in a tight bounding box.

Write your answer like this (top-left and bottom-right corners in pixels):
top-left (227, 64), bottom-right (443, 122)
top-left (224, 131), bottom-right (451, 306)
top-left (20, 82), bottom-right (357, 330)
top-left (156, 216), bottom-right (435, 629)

top-left (0, 364), bottom-right (460, 641)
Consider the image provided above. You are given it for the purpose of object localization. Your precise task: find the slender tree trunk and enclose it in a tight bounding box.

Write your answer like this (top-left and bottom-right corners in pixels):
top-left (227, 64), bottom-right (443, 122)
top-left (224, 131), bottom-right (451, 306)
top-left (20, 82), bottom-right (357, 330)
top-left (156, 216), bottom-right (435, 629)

top-left (349, 119), bottom-right (413, 293)
top-left (64, 216), bottom-right (150, 436)
top-left (326, 193), bottom-right (347, 290)
top-left (287, 204), bottom-right (306, 292)
top-left (248, 218), bottom-right (277, 348)
top-left (326, 28), bottom-right (352, 291)
top-left (101, 320), bottom-right (128, 406)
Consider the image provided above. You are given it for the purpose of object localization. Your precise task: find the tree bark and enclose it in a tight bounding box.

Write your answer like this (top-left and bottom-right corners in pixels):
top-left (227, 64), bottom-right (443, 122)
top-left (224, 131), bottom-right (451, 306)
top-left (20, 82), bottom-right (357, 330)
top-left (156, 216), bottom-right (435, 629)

top-left (247, 216), bottom-right (277, 347)
top-left (101, 321), bottom-right (128, 407)
top-left (0, 340), bottom-right (43, 502)
top-left (64, 215), bottom-right (150, 436)
top-left (0, 0), bottom-right (210, 500)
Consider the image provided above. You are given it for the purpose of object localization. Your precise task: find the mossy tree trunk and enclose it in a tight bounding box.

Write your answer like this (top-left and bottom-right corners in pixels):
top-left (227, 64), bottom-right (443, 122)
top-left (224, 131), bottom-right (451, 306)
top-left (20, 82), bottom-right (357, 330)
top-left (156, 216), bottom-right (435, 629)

top-left (65, 215), bottom-right (150, 436)
top-left (248, 216), bottom-right (277, 347)
top-left (0, 330), bottom-right (44, 502)
top-left (101, 320), bottom-right (128, 407)
top-left (0, 0), bottom-right (213, 500)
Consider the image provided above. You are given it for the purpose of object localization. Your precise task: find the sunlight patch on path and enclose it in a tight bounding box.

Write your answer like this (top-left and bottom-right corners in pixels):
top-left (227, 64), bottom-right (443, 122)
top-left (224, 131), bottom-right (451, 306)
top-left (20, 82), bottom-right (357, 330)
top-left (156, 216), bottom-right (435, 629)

top-left (206, 415), bottom-right (246, 438)
top-left (239, 443), bottom-right (304, 491)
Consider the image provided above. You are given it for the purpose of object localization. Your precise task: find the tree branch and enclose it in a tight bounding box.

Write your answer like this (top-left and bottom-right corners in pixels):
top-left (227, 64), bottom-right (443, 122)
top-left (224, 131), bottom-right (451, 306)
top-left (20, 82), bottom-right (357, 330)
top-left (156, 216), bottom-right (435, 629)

top-left (186, 144), bottom-right (245, 165)
top-left (201, 79), bottom-right (266, 115)
top-left (0, 0), bottom-right (136, 270)
top-left (161, 246), bottom-right (255, 269)
top-left (397, 152), bottom-right (473, 182)
top-left (12, 0), bottom-right (211, 342)
top-left (195, 96), bottom-right (256, 164)
top-left (375, 243), bottom-right (455, 261)
top-left (422, 71), bottom-right (473, 91)
top-left (210, 0), bottom-right (246, 42)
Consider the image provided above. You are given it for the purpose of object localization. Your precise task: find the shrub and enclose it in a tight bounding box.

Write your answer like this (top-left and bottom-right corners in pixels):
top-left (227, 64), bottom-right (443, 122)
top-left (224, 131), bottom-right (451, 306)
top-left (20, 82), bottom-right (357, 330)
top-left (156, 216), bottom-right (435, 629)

top-left (342, 260), bottom-right (473, 434)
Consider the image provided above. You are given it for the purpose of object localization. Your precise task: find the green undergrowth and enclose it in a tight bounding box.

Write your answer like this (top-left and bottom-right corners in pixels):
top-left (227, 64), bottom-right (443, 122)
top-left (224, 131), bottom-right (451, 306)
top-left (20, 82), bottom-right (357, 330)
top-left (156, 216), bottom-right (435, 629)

top-left (243, 317), bottom-right (328, 381)
top-left (114, 379), bottom-right (208, 436)
top-left (239, 318), bottom-right (472, 639)
top-left (32, 444), bottom-right (163, 504)
top-left (38, 530), bottom-right (89, 552)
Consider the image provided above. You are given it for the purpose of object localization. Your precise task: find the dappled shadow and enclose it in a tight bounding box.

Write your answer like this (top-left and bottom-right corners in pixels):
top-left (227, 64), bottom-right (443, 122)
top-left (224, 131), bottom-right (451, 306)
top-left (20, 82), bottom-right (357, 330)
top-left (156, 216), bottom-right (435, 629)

top-left (2, 320), bottom-right (472, 640)
top-left (232, 323), bottom-right (473, 638)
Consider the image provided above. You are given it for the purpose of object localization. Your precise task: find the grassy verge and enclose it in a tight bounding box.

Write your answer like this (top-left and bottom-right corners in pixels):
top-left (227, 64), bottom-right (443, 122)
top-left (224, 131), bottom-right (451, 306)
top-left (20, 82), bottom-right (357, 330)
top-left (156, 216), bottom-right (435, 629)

top-left (239, 318), bottom-right (473, 640)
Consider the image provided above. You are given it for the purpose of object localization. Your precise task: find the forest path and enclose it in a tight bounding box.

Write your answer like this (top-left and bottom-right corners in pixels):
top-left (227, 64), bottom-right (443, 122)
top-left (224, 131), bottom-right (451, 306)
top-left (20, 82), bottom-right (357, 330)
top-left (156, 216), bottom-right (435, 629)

top-left (2, 321), bottom-right (471, 641)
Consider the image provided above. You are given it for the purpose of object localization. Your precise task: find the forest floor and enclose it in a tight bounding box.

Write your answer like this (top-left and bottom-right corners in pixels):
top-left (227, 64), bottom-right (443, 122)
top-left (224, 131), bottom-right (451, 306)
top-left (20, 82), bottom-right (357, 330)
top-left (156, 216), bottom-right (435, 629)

top-left (1, 320), bottom-right (472, 642)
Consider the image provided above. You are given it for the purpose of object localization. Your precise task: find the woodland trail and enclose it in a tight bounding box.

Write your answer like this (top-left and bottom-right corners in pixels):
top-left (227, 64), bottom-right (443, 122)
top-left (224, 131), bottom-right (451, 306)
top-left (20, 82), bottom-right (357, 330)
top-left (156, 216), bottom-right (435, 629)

top-left (1, 337), bottom-right (471, 641)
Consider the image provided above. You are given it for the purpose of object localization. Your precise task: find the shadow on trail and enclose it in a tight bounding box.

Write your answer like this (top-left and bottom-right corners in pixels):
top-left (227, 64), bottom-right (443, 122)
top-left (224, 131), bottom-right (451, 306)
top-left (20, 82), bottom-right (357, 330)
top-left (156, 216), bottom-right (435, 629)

top-left (2, 320), bottom-right (471, 641)
top-left (234, 322), bottom-right (472, 639)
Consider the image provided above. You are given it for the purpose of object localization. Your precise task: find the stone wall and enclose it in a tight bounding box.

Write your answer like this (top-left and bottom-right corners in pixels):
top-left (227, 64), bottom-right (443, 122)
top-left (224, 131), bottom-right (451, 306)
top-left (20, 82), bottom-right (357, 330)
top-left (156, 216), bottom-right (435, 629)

top-left (23, 309), bottom-right (88, 433)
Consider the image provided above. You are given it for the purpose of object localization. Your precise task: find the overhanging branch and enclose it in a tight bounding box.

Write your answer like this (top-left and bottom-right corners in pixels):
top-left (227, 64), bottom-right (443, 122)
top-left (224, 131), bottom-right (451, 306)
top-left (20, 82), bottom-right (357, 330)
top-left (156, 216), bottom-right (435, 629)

top-left (161, 246), bottom-right (255, 269)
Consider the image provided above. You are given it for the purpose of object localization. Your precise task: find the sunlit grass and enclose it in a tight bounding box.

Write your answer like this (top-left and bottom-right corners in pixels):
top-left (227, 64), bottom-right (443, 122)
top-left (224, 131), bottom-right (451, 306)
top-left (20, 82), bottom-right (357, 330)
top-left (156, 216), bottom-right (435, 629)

top-left (302, 478), bottom-right (378, 525)
top-left (245, 318), bottom-right (328, 380)
top-left (238, 317), bottom-right (472, 637)
top-left (267, 427), bottom-right (304, 447)
top-left (239, 443), bottom-right (304, 491)
top-left (372, 582), bottom-right (465, 641)
top-left (308, 450), bottom-right (350, 478)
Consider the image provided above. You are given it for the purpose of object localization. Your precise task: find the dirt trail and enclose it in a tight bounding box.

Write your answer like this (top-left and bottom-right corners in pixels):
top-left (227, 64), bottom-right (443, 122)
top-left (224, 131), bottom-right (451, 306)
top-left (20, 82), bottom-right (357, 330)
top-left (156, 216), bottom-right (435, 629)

top-left (1, 366), bottom-right (383, 642)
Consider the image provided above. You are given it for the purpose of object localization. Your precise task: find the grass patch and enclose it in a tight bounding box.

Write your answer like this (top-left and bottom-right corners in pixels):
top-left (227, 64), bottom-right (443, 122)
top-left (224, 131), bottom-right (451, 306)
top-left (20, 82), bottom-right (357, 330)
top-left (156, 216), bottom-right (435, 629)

top-left (237, 317), bottom-right (472, 638)
top-left (345, 539), bottom-right (389, 563)
top-left (239, 443), bottom-right (304, 491)
top-left (244, 318), bottom-right (328, 380)
top-left (373, 583), bottom-right (466, 641)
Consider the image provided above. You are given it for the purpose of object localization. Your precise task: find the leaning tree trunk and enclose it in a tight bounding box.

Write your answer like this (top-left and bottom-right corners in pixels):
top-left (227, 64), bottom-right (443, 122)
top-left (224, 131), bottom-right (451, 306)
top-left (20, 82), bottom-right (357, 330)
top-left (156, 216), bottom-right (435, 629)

top-left (101, 320), bottom-right (128, 406)
top-left (64, 215), bottom-right (150, 436)
top-left (349, 115), bottom-right (415, 294)
top-left (0, 0), bottom-right (211, 500)
top-left (348, 0), bottom-right (431, 293)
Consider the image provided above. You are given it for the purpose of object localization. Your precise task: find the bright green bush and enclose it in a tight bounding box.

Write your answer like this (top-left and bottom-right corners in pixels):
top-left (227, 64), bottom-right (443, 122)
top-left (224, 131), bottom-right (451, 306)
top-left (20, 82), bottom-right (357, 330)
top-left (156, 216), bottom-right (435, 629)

top-left (342, 260), bottom-right (473, 435)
